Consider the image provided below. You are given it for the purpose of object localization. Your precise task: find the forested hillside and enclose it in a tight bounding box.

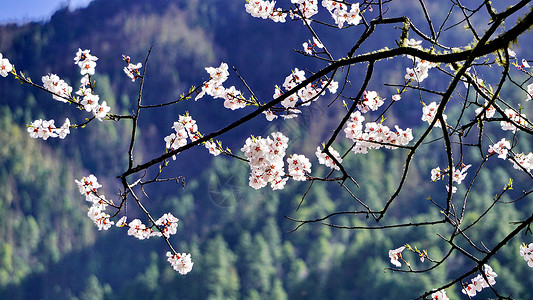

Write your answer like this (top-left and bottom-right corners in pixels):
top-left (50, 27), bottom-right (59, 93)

top-left (1, 0), bottom-right (532, 299)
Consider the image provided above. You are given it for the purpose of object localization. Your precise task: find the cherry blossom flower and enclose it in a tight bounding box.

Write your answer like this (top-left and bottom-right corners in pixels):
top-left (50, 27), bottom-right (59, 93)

top-left (166, 252), bottom-right (194, 275)
top-left (0, 53), bottom-right (12, 77)
top-left (430, 167), bottom-right (442, 181)
top-left (511, 152), bottom-right (533, 172)
top-left (27, 118), bottom-right (71, 140)
top-left (389, 246), bottom-right (406, 267)
top-left (422, 101), bottom-right (447, 128)
top-left (520, 243), bottom-right (533, 267)
top-left (205, 141), bottom-right (221, 156)
top-left (93, 101), bottom-right (111, 121)
top-left (501, 108), bottom-right (527, 133)
top-left (474, 101), bottom-right (496, 119)
top-left (116, 216), bottom-right (127, 227)
top-left (287, 154), bottom-right (312, 181)
top-left (488, 138), bottom-right (511, 159)
top-left (123, 62), bottom-right (142, 82)
top-left (392, 94), bottom-right (401, 101)
top-left (155, 213), bottom-right (179, 238)
top-left (42, 74), bottom-right (73, 102)
top-left (430, 290), bottom-right (449, 300)
top-left (316, 145), bottom-right (342, 170)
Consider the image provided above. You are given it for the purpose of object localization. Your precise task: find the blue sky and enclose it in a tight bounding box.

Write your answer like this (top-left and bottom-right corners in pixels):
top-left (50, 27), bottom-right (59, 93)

top-left (0, 0), bottom-right (93, 24)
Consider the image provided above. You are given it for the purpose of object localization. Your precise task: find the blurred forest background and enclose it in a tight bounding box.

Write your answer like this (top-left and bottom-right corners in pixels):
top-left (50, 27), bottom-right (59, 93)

top-left (0, 0), bottom-right (532, 299)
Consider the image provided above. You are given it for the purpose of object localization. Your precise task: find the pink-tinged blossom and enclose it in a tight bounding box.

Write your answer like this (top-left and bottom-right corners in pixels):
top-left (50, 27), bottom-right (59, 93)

top-left (452, 164), bottom-right (471, 185)
top-left (461, 264), bottom-right (497, 296)
top-left (511, 152), bottom-right (533, 172)
top-left (389, 246), bottom-right (405, 267)
top-left (488, 138), bottom-right (511, 159)
top-left (316, 145), bottom-right (342, 170)
top-left (287, 154), bottom-right (312, 181)
top-left (205, 141), bottom-right (221, 156)
top-left (123, 62), bottom-right (142, 82)
top-left (223, 86), bottom-right (246, 110)
top-left (357, 91), bottom-right (384, 113)
top-left (42, 74), bottom-right (73, 102)
top-left (392, 94), bottom-right (401, 101)
top-left (283, 68), bottom-right (306, 90)
top-left (127, 219), bottom-right (151, 240)
top-left (527, 83), bottom-right (533, 101)
top-left (241, 132), bottom-right (289, 190)
top-left (93, 101), bottom-right (111, 121)
top-left (155, 213), bottom-right (179, 238)
top-left (501, 108), bottom-right (527, 133)
top-left (302, 37), bottom-right (324, 55)
top-left (430, 167), bottom-right (442, 181)
top-left (430, 290), bottom-right (449, 300)
top-left (74, 49), bottom-right (98, 66)
top-left (520, 243), bottom-right (533, 267)
top-left (81, 92), bottom-right (100, 112)
top-left (205, 62), bottom-right (229, 84)
top-left (474, 101), bottom-right (496, 119)
top-left (166, 252), bottom-right (194, 275)
top-left (263, 110), bottom-right (278, 121)
top-left (0, 53), bottom-right (12, 77)
top-left (116, 216), bottom-right (127, 227)
top-left (87, 206), bottom-right (114, 230)
top-left (27, 119), bottom-right (70, 140)
top-left (422, 101), bottom-right (447, 128)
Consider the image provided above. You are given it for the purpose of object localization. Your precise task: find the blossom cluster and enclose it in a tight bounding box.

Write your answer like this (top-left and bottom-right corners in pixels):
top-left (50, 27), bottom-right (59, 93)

top-left (344, 111), bottom-right (413, 154)
top-left (122, 55), bottom-right (143, 82)
top-left (501, 108), bottom-right (528, 133)
top-left (389, 246), bottom-right (406, 267)
top-left (520, 243), bottom-right (533, 267)
top-left (430, 163), bottom-right (471, 193)
top-left (265, 68), bottom-right (338, 120)
top-left (405, 40), bottom-right (438, 83)
top-left (42, 73), bottom-right (73, 102)
top-left (164, 114), bottom-right (200, 159)
top-left (241, 132), bottom-right (289, 190)
top-left (0, 53), bottom-right (12, 77)
top-left (315, 144), bottom-right (342, 170)
top-left (430, 290), bottom-right (449, 300)
top-left (511, 152), bottom-right (533, 173)
top-left (245, 1), bottom-right (363, 29)
top-left (488, 138), bottom-right (511, 159)
top-left (27, 118), bottom-right (70, 140)
top-left (461, 265), bottom-right (498, 297)
top-left (421, 101), bottom-right (447, 128)
top-left (244, 0), bottom-right (287, 22)
top-left (322, 1), bottom-right (362, 28)
top-left (195, 62), bottom-right (252, 110)
top-left (287, 154), bottom-right (312, 181)
top-left (126, 213), bottom-right (179, 240)
top-left (167, 252), bottom-right (194, 275)
top-left (75, 174), bottom-right (115, 231)
top-left (356, 91), bottom-right (384, 113)
top-left (302, 37), bottom-right (323, 55)
top-left (474, 100), bottom-right (496, 119)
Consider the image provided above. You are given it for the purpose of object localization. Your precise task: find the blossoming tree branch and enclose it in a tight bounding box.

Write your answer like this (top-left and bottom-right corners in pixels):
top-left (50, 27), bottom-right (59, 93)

top-left (1, 0), bottom-right (533, 298)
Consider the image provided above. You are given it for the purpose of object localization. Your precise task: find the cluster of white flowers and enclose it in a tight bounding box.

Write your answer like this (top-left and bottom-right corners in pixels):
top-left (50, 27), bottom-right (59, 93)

top-left (431, 163), bottom-right (471, 193)
top-left (195, 62), bottom-right (251, 110)
top-left (389, 246), bottom-right (406, 267)
top-left (322, 1), bottom-right (361, 28)
top-left (167, 252), bottom-right (194, 275)
top-left (511, 152), bottom-right (533, 173)
top-left (126, 213), bottom-right (180, 240)
top-left (461, 265), bottom-right (498, 297)
top-left (287, 154), bottom-right (312, 181)
top-left (526, 83), bottom-right (533, 101)
top-left (404, 40), bottom-right (438, 83)
top-left (122, 55), bottom-right (143, 82)
top-left (422, 101), bottom-right (447, 128)
top-left (520, 243), bottom-right (533, 267)
top-left (488, 138), bottom-right (511, 159)
top-left (430, 290), bottom-right (449, 300)
top-left (315, 144), bottom-right (342, 170)
top-left (42, 74), bottom-right (73, 103)
top-left (27, 118), bottom-right (71, 140)
top-left (204, 140), bottom-right (221, 156)
top-left (0, 53), bottom-right (12, 77)
top-left (164, 114), bottom-right (200, 159)
top-left (302, 37), bottom-right (323, 55)
top-left (291, 0), bottom-right (319, 19)
top-left (501, 108), bottom-right (528, 133)
top-left (74, 48), bottom-right (98, 76)
top-left (75, 174), bottom-right (115, 231)
top-left (245, 0), bottom-right (287, 22)
top-left (241, 132), bottom-right (289, 190)
top-left (357, 91), bottom-right (384, 113)
top-left (344, 111), bottom-right (413, 154)
top-left (265, 69), bottom-right (338, 120)
top-left (474, 100), bottom-right (496, 119)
